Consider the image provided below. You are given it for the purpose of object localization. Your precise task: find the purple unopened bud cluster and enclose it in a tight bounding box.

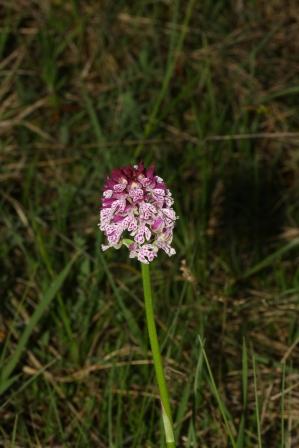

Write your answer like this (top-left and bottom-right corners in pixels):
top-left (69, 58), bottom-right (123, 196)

top-left (99, 163), bottom-right (178, 263)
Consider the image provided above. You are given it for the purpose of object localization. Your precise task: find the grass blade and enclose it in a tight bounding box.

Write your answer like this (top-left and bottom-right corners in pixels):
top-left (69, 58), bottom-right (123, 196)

top-left (242, 239), bottom-right (299, 279)
top-left (135, 0), bottom-right (197, 158)
top-left (99, 252), bottom-right (144, 347)
top-left (82, 89), bottom-right (112, 170)
top-left (198, 335), bottom-right (237, 448)
top-left (237, 338), bottom-right (248, 448)
top-left (0, 253), bottom-right (79, 395)
top-left (252, 353), bottom-right (262, 448)
top-left (281, 362), bottom-right (286, 448)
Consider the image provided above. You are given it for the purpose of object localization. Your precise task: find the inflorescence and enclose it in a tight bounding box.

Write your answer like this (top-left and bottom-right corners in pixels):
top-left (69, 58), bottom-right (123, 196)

top-left (99, 163), bottom-right (178, 263)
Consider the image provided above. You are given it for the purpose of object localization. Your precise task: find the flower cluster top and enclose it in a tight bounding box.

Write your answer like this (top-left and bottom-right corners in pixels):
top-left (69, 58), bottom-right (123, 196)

top-left (99, 163), bottom-right (178, 264)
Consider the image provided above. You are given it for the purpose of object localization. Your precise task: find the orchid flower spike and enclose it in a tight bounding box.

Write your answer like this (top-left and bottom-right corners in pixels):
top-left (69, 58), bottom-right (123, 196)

top-left (99, 162), bottom-right (178, 264)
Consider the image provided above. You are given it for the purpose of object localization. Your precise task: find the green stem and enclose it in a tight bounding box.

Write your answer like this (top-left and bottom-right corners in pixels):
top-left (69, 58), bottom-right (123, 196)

top-left (141, 263), bottom-right (175, 447)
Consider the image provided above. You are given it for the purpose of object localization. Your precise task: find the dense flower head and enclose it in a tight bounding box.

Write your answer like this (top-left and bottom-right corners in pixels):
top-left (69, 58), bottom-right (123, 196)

top-left (99, 162), bottom-right (178, 263)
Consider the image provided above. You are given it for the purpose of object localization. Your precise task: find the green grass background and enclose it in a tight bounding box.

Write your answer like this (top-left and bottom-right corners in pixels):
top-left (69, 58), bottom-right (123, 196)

top-left (1, 1), bottom-right (299, 446)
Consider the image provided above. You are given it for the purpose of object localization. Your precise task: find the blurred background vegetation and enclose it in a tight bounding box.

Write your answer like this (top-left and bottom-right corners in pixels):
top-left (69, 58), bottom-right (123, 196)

top-left (1, 1), bottom-right (299, 446)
